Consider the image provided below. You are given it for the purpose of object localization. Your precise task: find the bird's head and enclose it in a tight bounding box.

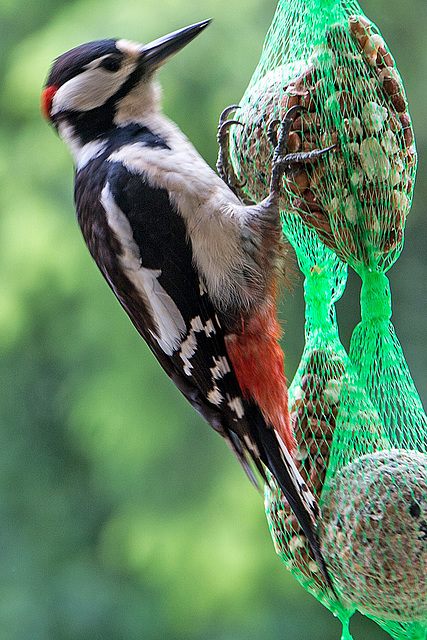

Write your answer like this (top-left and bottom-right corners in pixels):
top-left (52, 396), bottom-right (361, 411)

top-left (42, 19), bottom-right (211, 144)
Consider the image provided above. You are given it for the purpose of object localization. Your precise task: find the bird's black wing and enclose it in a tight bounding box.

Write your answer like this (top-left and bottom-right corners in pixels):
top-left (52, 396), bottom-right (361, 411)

top-left (75, 141), bottom-right (263, 483)
top-left (74, 136), bottom-right (332, 587)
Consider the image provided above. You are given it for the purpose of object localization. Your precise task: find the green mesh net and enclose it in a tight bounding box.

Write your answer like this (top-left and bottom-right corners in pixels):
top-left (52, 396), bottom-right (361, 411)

top-left (230, 0), bottom-right (416, 272)
top-left (223, 1), bottom-right (426, 638)
top-left (264, 217), bottom-right (389, 638)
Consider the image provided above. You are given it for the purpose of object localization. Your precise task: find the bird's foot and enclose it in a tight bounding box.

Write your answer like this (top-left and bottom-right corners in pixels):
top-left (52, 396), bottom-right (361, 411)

top-left (216, 105), bottom-right (251, 202)
top-left (269, 105), bottom-right (337, 195)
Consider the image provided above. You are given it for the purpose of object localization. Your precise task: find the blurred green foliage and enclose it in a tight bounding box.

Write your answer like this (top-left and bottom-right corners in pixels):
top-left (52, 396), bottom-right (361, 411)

top-left (0, 0), bottom-right (425, 638)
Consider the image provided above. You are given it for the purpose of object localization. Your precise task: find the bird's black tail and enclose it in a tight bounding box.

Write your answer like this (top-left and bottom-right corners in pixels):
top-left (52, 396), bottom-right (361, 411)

top-left (249, 409), bottom-right (336, 594)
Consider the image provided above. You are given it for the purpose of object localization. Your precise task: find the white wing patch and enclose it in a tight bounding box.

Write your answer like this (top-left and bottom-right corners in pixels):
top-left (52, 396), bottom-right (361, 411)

top-left (207, 387), bottom-right (224, 406)
top-left (210, 356), bottom-right (231, 380)
top-left (227, 396), bottom-right (245, 419)
top-left (179, 329), bottom-right (198, 376)
top-left (101, 183), bottom-right (186, 355)
top-left (243, 434), bottom-right (260, 457)
top-left (205, 357), bottom-right (231, 408)
top-left (179, 314), bottom-right (213, 376)
top-left (276, 432), bottom-right (318, 522)
top-left (140, 269), bottom-right (187, 355)
top-left (204, 319), bottom-right (215, 336)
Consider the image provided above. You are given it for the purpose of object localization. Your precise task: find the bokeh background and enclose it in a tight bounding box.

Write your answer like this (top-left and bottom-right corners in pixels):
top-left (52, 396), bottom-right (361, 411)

top-left (0, 0), bottom-right (425, 638)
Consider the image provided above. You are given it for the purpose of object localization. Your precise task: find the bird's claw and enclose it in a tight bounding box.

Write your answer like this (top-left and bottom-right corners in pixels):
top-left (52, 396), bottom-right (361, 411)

top-left (218, 105), bottom-right (240, 131)
top-left (272, 105), bottom-right (309, 163)
top-left (269, 105), bottom-right (337, 195)
top-left (217, 119), bottom-right (243, 144)
top-left (217, 105), bottom-right (248, 198)
top-left (267, 119), bottom-right (280, 149)
top-left (217, 105), bottom-right (244, 146)
top-left (218, 104), bottom-right (241, 126)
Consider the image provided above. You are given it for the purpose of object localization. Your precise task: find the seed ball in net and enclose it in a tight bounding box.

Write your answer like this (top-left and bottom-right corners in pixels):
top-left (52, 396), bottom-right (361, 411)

top-left (266, 350), bottom-right (346, 593)
top-left (320, 449), bottom-right (427, 621)
top-left (231, 16), bottom-right (416, 269)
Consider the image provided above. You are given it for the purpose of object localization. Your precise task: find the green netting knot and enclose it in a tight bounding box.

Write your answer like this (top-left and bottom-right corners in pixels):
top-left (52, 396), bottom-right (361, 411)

top-left (304, 268), bottom-right (335, 330)
top-left (339, 615), bottom-right (353, 640)
top-left (360, 271), bottom-right (392, 324)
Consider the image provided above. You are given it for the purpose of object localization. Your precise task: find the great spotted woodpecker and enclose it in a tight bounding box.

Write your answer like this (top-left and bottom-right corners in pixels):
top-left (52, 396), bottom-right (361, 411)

top-left (41, 20), bottom-right (333, 585)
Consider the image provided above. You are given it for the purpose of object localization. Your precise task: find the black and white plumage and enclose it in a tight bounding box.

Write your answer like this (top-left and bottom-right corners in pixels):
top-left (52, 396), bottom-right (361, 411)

top-left (42, 20), bottom-right (333, 587)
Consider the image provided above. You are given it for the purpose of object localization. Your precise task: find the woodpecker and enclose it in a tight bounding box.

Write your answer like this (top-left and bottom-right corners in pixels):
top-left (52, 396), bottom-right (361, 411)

top-left (41, 20), bottom-right (333, 585)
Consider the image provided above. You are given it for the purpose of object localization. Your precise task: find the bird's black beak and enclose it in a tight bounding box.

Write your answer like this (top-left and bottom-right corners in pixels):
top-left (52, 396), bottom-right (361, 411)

top-left (140, 19), bottom-right (211, 71)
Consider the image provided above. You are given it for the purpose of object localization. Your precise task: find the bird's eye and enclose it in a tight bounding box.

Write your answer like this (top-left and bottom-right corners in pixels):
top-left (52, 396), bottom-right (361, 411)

top-left (99, 56), bottom-right (122, 72)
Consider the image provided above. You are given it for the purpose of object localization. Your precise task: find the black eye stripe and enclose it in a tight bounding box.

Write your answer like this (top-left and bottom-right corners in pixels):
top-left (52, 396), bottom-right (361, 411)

top-left (99, 56), bottom-right (122, 72)
top-left (46, 40), bottom-right (118, 87)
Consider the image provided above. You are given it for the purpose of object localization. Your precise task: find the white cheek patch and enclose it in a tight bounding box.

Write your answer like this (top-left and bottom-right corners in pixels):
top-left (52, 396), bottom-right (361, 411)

top-left (101, 183), bottom-right (186, 356)
top-left (51, 60), bottom-right (137, 115)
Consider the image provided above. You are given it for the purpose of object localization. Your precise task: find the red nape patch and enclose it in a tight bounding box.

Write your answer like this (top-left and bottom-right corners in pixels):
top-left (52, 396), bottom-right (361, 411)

top-left (41, 85), bottom-right (58, 120)
top-left (226, 301), bottom-right (294, 454)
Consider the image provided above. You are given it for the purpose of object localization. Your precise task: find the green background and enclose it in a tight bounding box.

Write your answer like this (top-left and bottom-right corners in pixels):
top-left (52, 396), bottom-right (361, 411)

top-left (0, 0), bottom-right (425, 638)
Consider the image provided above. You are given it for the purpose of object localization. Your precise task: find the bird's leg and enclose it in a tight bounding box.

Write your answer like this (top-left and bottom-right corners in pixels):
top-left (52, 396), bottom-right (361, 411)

top-left (270, 105), bottom-right (337, 196)
top-left (246, 104), bottom-right (339, 283)
top-left (217, 105), bottom-right (254, 203)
